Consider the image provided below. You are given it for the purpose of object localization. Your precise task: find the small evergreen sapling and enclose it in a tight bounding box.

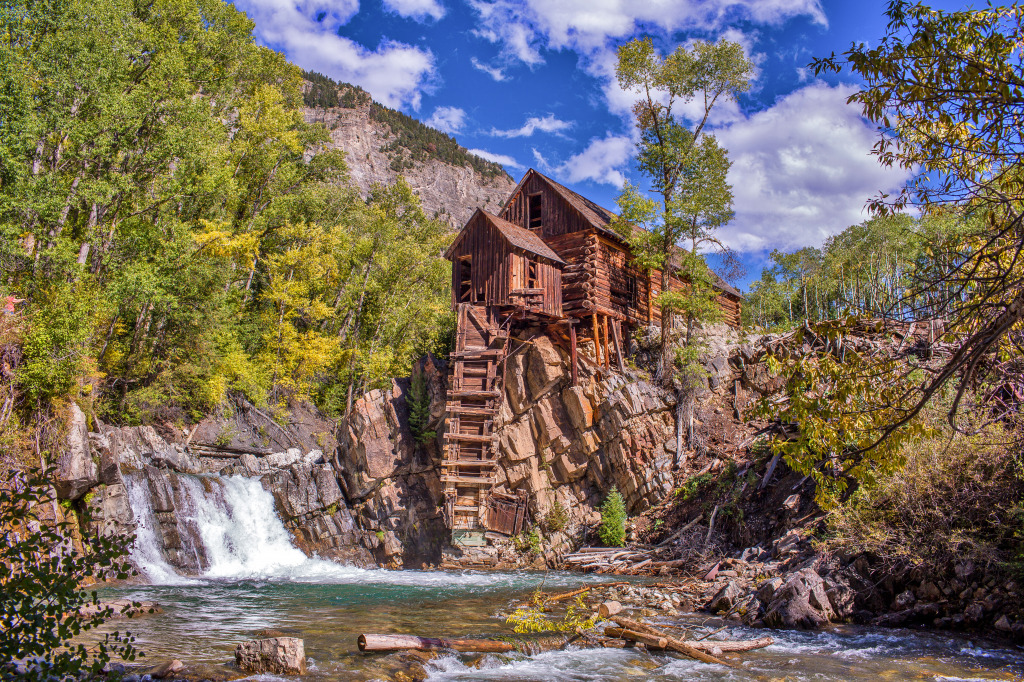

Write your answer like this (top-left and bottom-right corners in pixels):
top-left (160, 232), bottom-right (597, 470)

top-left (408, 371), bottom-right (435, 445)
top-left (599, 486), bottom-right (627, 547)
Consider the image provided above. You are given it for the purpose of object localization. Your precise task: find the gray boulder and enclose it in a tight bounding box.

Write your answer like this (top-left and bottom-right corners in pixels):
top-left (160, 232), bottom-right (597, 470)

top-left (764, 568), bottom-right (836, 629)
top-left (706, 581), bottom-right (742, 613)
top-left (235, 637), bottom-right (306, 675)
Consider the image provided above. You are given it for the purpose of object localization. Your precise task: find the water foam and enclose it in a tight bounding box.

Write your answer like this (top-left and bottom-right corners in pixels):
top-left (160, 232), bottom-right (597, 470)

top-left (125, 471), bottom-right (601, 589)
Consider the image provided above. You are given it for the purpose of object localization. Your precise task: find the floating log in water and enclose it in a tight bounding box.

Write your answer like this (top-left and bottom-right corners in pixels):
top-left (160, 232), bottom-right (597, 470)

top-left (598, 601), bottom-right (622, 618)
top-left (604, 627), bottom-right (667, 650)
top-left (612, 617), bottom-right (731, 666)
top-left (357, 634), bottom-right (515, 653)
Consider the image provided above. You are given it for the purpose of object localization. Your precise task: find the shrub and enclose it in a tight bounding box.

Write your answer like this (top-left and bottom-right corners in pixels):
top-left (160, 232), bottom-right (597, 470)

top-left (599, 486), bottom-right (627, 547)
top-left (545, 499), bottom-right (568, 533)
top-left (823, 424), bottom-right (1024, 573)
top-left (1, 468), bottom-right (141, 679)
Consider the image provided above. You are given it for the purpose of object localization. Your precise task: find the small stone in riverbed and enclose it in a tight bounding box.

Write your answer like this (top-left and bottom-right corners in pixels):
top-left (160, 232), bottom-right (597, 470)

top-left (147, 659), bottom-right (183, 679)
top-left (994, 615), bottom-right (1012, 632)
top-left (235, 637), bottom-right (306, 675)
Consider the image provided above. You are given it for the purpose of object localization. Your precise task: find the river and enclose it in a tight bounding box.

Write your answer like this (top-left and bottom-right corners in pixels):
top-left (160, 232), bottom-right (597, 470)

top-left (84, 473), bottom-right (1024, 681)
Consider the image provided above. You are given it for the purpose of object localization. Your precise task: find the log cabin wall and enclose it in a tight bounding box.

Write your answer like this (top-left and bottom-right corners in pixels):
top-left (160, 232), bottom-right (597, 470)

top-left (647, 270), bottom-right (743, 328)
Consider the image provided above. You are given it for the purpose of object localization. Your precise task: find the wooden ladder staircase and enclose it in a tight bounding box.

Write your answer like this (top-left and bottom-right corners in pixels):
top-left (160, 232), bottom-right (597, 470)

top-left (443, 303), bottom-right (510, 536)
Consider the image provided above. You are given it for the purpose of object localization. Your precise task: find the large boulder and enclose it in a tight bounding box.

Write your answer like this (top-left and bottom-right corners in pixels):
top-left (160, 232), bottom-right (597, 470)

top-left (526, 336), bottom-right (563, 399)
top-left (54, 403), bottom-right (98, 500)
top-left (764, 568), bottom-right (836, 629)
top-left (84, 483), bottom-right (135, 537)
top-left (235, 637), bottom-right (306, 675)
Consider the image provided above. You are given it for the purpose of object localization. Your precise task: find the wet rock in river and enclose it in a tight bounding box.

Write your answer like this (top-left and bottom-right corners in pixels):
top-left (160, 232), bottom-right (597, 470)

top-left (235, 637), bottom-right (306, 675)
top-left (764, 568), bottom-right (835, 629)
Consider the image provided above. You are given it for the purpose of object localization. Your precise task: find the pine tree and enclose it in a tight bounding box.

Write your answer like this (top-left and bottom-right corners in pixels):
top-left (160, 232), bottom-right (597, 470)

top-left (599, 486), bottom-right (627, 547)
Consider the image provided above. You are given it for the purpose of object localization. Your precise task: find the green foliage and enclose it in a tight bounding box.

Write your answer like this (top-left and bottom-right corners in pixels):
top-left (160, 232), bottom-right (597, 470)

top-left (823, 423), bottom-right (1024, 574)
top-left (744, 212), bottom-right (974, 330)
top-left (598, 486), bottom-right (627, 547)
top-left (755, 320), bottom-right (932, 508)
top-left (676, 472), bottom-right (714, 502)
top-left (1, 467), bottom-right (140, 679)
top-left (512, 529), bottom-right (542, 555)
top-left (505, 593), bottom-right (597, 634)
top-left (545, 499), bottom-right (568, 533)
top-left (369, 103), bottom-right (508, 180)
top-left (408, 370), bottom-right (435, 445)
top-left (0, 0), bottom-right (454, 422)
top-left (300, 70), bottom-right (371, 110)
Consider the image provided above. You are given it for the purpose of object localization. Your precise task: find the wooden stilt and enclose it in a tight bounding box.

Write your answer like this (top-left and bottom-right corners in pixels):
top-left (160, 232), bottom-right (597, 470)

top-left (592, 313), bottom-right (601, 366)
top-left (611, 320), bottom-right (625, 372)
top-left (598, 315), bottom-right (606, 368)
top-left (569, 323), bottom-right (578, 387)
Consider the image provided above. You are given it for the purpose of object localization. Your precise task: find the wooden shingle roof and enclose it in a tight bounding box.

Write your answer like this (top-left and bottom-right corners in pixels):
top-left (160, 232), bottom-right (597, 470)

top-left (445, 209), bottom-right (565, 265)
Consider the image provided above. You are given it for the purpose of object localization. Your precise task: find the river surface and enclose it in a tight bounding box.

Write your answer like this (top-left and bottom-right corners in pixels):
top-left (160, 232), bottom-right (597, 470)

top-left (87, 472), bottom-right (1024, 681)
top-left (92, 572), bottom-right (1024, 682)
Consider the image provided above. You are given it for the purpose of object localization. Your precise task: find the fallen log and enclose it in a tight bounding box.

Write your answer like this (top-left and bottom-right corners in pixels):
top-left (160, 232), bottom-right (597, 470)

top-left (689, 636), bottom-right (774, 653)
top-left (603, 627), bottom-right (668, 650)
top-left (357, 634), bottom-right (515, 653)
top-left (546, 586), bottom-right (590, 603)
top-left (612, 617), bottom-right (728, 666)
top-left (598, 601), bottom-right (622, 618)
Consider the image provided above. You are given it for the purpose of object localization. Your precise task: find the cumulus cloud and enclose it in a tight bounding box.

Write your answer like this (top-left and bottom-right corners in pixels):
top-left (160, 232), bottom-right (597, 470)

top-left (716, 82), bottom-right (911, 252)
top-left (554, 134), bottom-right (635, 187)
top-left (383, 0), bottom-right (445, 21)
top-left (471, 57), bottom-right (510, 82)
top-left (425, 106), bottom-right (467, 134)
top-left (468, 0), bottom-right (824, 66)
top-left (490, 114), bottom-right (573, 138)
top-left (467, 148), bottom-right (525, 170)
top-left (233, 0), bottom-right (435, 110)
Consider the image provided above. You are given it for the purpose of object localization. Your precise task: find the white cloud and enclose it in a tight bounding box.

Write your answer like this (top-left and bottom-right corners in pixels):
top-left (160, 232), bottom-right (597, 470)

top-left (467, 148), bottom-right (525, 170)
top-left (383, 0), bottom-right (445, 21)
top-left (555, 134), bottom-right (634, 187)
top-left (716, 82), bottom-right (911, 252)
top-left (425, 106), bottom-right (467, 134)
top-left (467, 0), bottom-right (825, 66)
top-left (233, 0), bottom-right (435, 110)
top-left (471, 57), bottom-right (509, 82)
top-left (490, 114), bottom-right (573, 138)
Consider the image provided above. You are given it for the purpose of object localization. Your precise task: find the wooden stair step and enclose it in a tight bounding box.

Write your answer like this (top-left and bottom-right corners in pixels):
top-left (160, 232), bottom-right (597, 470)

top-left (445, 405), bottom-right (498, 415)
top-left (445, 432), bottom-right (496, 443)
top-left (447, 389), bottom-right (500, 399)
top-left (441, 475), bottom-right (495, 485)
top-left (442, 460), bottom-right (496, 467)
top-left (450, 349), bottom-right (504, 359)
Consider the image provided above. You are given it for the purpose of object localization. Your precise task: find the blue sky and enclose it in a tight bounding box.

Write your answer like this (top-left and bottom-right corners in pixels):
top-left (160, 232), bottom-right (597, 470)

top-left (231, 0), bottom-right (971, 290)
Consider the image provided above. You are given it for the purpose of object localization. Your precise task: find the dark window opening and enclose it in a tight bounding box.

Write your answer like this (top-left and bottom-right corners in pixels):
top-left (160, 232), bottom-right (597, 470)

top-left (458, 256), bottom-right (473, 302)
top-left (527, 259), bottom-right (539, 288)
top-left (626, 275), bottom-right (638, 306)
top-left (528, 193), bottom-right (543, 232)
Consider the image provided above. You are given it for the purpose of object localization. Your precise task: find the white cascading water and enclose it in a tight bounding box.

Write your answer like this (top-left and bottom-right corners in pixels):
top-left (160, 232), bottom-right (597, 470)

top-left (124, 471), bottom-right (601, 588)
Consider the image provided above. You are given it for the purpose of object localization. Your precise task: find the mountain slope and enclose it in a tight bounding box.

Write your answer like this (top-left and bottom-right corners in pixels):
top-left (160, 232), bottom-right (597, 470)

top-left (302, 72), bottom-right (516, 227)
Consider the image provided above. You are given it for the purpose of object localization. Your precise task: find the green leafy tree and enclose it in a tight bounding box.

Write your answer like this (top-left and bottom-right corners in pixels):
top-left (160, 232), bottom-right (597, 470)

top-left (806, 1), bottom-right (1024, 447)
top-left (1, 468), bottom-right (141, 679)
top-left (613, 37), bottom-right (753, 449)
top-left (598, 486), bottom-right (627, 547)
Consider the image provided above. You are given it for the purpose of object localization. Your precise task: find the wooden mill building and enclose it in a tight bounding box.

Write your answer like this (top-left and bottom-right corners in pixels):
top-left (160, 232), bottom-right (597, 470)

top-left (441, 169), bottom-right (742, 540)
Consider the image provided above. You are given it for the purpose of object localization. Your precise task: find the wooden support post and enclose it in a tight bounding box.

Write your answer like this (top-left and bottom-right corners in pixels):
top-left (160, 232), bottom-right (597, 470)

top-left (611, 320), bottom-right (625, 373)
top-left (569, 323), bottom-right (578, 387)
top-left (602, 315), bottom-right (610, 369)
top-left (592, 313), bottom-right (601, 366)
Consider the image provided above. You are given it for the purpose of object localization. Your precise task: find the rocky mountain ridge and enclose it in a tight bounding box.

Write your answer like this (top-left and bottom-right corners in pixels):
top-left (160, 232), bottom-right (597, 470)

top-left (302, 74), bottom-right (516, 228)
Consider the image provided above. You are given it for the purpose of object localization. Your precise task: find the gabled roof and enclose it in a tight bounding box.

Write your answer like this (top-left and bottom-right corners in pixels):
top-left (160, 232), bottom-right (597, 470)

top-left (515, 170), bottom-right (742, 298)
top-left (445, 208), bottom-right (565, 265)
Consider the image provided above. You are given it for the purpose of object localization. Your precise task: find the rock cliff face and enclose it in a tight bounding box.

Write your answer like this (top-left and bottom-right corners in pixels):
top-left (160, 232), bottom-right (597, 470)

top-left (304, 105), bottom-right (515, 228)
top-left (335, 330), bottom-right (691, 568)
top-left (53, 326), bottom-right (728, 574)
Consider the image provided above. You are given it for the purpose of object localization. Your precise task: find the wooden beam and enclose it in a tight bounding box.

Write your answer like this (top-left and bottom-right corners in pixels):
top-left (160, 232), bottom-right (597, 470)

top-left (569, 322), bottom-right (578, 387)
top-left (602, 315), bottom-right (610, 369)
top-left (611, 319), bottom-right (625, 373)
top-left (592, 313), bottom-right (601, 366)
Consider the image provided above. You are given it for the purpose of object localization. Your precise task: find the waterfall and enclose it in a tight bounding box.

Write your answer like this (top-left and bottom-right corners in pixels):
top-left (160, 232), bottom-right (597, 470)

top-left (123, 471), bottom-right (352, 584)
